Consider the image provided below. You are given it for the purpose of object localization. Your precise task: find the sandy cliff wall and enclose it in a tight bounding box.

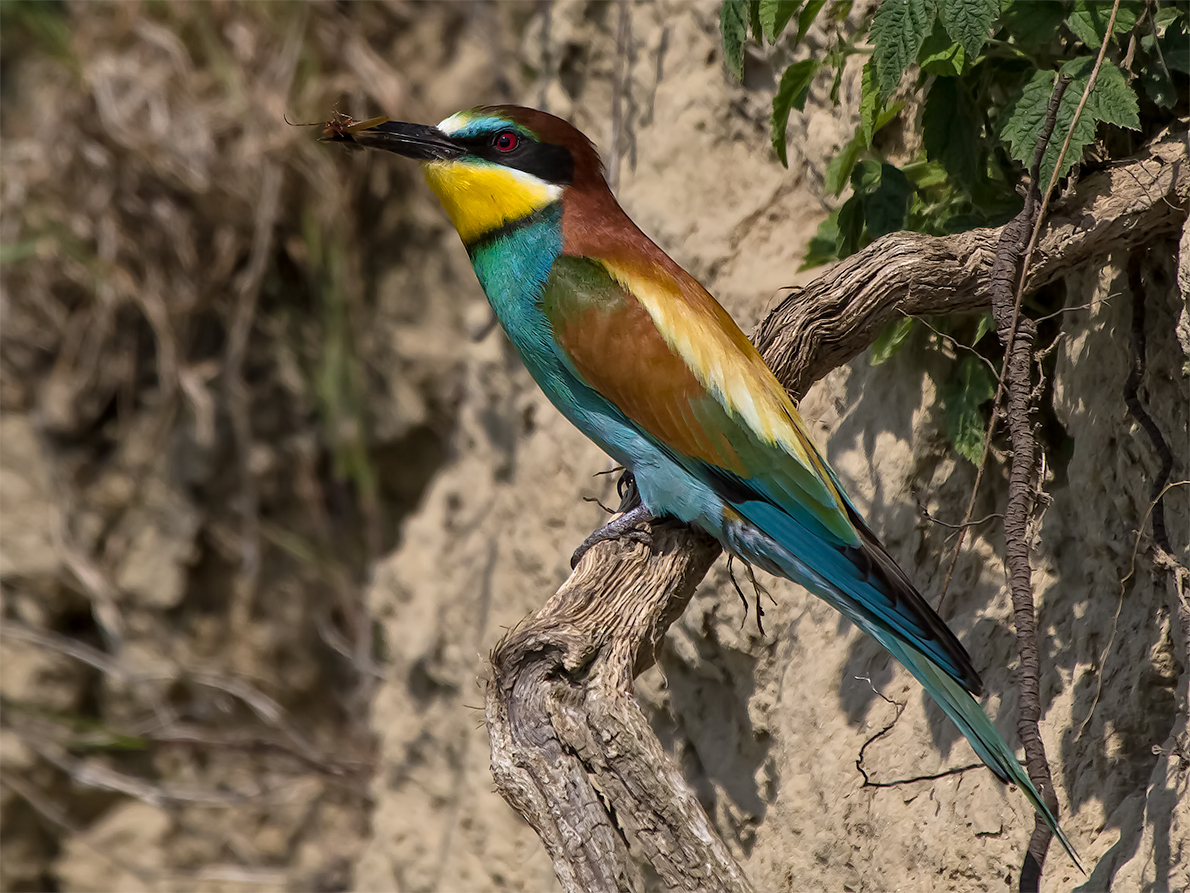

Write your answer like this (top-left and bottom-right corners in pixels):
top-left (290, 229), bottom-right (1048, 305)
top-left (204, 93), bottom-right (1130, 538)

top-left (357, 4), bottom-right (1188, 892)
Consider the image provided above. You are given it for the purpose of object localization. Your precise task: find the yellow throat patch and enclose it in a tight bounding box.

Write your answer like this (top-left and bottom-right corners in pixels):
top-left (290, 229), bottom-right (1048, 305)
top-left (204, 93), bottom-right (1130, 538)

top-left (423, 161), bottom-right (561, 245)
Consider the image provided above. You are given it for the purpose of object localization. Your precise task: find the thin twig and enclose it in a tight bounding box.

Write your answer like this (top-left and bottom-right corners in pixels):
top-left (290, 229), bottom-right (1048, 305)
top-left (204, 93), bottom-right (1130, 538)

top-left (224, 162), bottom-right (283, 645)
top-left (919, 509), bottom-right (1005, 531)
top-left (1079, 479), bottom-right (1190, 739)
top-left (903, 310), bottom-right (1001, 378)
top-left (851, 676), bottom-right (979, 788)
top-left (1123, 252), bottom-right (1175, 553)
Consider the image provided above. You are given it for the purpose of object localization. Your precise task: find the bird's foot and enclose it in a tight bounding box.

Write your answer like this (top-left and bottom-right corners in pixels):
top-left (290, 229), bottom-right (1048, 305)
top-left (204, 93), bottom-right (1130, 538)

top-left (571, 502), bottom-right (655, 568)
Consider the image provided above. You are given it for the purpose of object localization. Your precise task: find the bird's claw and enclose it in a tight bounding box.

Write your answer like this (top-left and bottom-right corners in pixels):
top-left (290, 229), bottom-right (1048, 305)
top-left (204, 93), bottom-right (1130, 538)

top-left (570, 502), bottom-right (655, 568)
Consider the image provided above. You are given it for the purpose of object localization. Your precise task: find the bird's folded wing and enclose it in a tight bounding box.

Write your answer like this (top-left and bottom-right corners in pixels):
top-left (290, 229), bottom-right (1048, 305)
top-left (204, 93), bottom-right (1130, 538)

top-left (541, 254), bottom-right (859, 547)
top-left (542, 254), bottom-right (984, 694)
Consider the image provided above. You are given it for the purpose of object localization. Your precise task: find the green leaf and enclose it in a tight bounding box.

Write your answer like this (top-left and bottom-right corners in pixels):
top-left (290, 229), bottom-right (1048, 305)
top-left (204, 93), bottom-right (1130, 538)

top-left (943, 355), bottom-right (998, 464)
top-left (835, 194), bottom-right (866, 256)
top-left (937, 0), bottom-right (998, 59)
top-left (771, 59), bottom-right (820, 166)
top-left (972, 311), bottom-right (995, 346)
top-left (825, 135), bottom-right (864, 195)
top-left (917, 24), bottom-right (966, 77)
top-left (852, 158), bottom-right (884, 193)
top-left (759, 0), bottom-right (801, 41)
top-left (1001, 0), bottom-right (1069, 47)
top-left (902, 159), bottom-right (949, 189)
top-left (859, 162), bottom-right (915, 237)
top-left (720, 0), bottom-right (749, 79)
top-left (922, 75), bottom-right (981, 188)
top-left (872, 100), bottom-right (906, 135)
top-left (801, 209), bottom-right (841, 269)
top-left (999, 59), bottom-right (1138, 182)
top-left (860, 88), bottom-right (906, 149)
top-left (749, 0), bottom-right (764, 40)
top-left (870, 316), bottom-right (916, 365)
top-left (794, 0), bottom-right (828, 44)
top-left (1162, 18), bottom-right (1190, 73)
top-left (871, 0), bottom-right (938, 99)
top-left (1153, 6), bottom-right (1180, 31)
top-left (1067, 0), bottom-right (1140, 48)
top-left (1074, 57), bottom-right (1140, 131)
top-left (1000, 70), bottom-right (1066, 173)
top-left (860, 60), bottom-right (881, 146)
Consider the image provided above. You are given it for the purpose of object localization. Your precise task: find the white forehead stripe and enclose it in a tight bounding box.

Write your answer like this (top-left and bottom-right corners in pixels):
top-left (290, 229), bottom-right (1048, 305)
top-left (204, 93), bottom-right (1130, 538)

top-left (437, 111), bottom-right (472, 136)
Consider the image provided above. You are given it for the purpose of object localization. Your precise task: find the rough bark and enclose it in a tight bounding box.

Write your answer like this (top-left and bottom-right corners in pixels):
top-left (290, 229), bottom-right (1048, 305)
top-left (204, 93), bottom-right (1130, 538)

top-left (485, 131), bottom-right (1189, 893)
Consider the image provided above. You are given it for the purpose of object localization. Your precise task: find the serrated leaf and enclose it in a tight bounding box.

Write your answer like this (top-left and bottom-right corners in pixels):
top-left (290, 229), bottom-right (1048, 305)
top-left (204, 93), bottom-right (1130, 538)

top-left (861, 162), bottom-right (915, 237)
top-left (771, 59), bottom-right (820, 166)
top-left (943, 355), bottom-right (998, 464)
top-left (999, 59), bottom-right (1139, 182)
top-left (1073, 58), bottom-right (1140, 130)
top-left (760, 0), bottom-right (801, 41)
top-left (871, 0), bottom-right (938, 100)
top-left (825, 135), bottom-right (864, 195)
top-left (720, 0), bottom-right (749, 79)
top-left (922, 74), bottom-right (981, 188)
top-left (870, 316), bottom-right (916, 365)
top-left (918, 25), bottom-right (966, 77)
top-left (937, 0), bottom-right (998, 59)
top-left (1068, 0), bottom-right (1140, 48)
top-left (1000, 70), bottom-right (1064, 171)
top-left (860, 60), bottom-right (881, 146)
top-left (794, 0), bottom-right (827, 44)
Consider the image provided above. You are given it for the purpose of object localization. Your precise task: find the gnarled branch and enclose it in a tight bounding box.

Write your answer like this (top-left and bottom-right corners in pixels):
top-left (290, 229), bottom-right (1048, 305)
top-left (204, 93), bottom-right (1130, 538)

top-left (486, 131), bottom-right (1188, 893)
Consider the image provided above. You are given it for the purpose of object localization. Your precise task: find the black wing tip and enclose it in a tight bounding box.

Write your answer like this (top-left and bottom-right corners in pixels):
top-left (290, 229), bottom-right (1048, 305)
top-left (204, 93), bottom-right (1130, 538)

top-left (847, 511), bottom-right (984, 697)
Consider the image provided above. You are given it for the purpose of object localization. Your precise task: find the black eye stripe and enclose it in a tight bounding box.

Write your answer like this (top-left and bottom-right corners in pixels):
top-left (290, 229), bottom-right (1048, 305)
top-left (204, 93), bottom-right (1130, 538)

top-left (456, 132), bottom-right (575, 186)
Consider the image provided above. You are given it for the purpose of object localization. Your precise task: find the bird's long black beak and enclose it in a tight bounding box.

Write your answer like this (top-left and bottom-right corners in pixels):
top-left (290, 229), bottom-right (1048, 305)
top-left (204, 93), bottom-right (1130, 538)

top-left (323, 119), bottom-right (464, 161)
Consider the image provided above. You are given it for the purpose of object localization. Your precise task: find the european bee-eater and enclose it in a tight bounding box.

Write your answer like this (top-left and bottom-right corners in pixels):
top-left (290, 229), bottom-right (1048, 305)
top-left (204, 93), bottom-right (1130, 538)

top-left (329, 105), bottom-right (1078, 866)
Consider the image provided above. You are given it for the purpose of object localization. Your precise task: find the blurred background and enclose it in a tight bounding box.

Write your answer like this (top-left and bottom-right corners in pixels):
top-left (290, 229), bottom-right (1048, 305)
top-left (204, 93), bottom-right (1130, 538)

top-left (1, 2), bottom-right (1186, 892)
top-left (0, 2), bottom-right (543, 889)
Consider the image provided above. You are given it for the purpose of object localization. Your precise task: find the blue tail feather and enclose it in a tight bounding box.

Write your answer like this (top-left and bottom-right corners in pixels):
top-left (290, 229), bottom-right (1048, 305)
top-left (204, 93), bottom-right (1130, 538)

top-left (719, 501), bottom-right (1083, 871)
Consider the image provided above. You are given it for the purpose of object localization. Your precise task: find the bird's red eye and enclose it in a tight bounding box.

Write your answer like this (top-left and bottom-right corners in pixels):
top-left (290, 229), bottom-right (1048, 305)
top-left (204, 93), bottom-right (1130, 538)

top-left (494, 131), bottom-right (519, 152)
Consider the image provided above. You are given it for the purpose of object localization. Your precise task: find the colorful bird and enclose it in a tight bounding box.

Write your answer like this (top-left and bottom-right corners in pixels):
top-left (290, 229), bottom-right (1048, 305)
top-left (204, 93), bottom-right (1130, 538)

top-left (328, 105), bottom-right (1079, 867)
